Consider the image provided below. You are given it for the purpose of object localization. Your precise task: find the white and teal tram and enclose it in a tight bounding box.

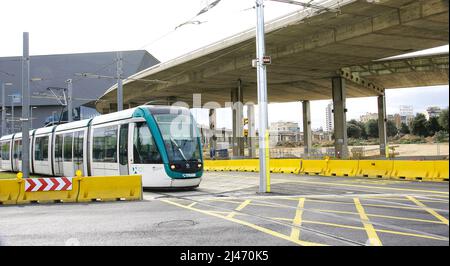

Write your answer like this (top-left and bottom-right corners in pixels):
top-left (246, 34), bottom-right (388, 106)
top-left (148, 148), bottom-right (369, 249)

top-left (0, 106), bottom-right (203, 188)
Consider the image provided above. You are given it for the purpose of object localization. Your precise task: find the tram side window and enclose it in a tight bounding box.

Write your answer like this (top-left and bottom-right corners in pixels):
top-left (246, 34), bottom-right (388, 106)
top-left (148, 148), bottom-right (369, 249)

top-left (133, 122), bottom-right (162, 164)
top-left (73, 131), bottom-right (84, 165)
top-left (1, 142), bottom-right (10, 160)
top-left (93, 126), bottom-right (118, 163)
top-left (63, 133), bottom-right (73, 162)
top-left (34, 136), bottom-right (49, 161)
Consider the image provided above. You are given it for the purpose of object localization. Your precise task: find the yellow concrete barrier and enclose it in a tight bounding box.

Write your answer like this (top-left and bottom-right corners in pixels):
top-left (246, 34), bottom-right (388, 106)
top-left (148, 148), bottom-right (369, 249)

top-left (390, 161), bottom-right (435, 181)
top-left (356, 160), bottom-right (394, 179)
top-left (204, 160), bottom-right (229, 171)
top-left (77, 175), bottom-right (142, 202)
top-left (17, 177), bottom-right (80, 204)
top-left (300, 160), bottom-right (328, 175)
top-left (238, 159), bottom-right (259, 172)
top-left (432, 161), bottom-right (449, 181)
top-left (0, 179), bottom-right (21, 205)
top-left (270, 159), bottom-right (301, 174)
top-left (324, 160), bottom-right (359, 177)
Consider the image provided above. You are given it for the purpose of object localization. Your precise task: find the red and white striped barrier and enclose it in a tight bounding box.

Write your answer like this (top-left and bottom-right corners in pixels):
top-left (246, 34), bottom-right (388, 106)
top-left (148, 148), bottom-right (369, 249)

top-left (24, 177), bottom-right (73, 192)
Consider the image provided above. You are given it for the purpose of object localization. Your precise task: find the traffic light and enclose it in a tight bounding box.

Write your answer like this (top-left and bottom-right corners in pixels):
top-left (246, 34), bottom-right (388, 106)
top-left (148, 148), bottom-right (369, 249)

top-left (244, 129), bottom-right (249, 137)
top-left (244, 118), bottom-right (248, 125)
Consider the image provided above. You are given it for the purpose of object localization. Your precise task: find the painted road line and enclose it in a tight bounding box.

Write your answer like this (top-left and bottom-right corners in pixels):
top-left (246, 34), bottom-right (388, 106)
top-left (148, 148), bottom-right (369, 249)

top-left (300, 220), bottom-right (448, 242)
top-left (290, 198), bottom-right (305, 240)
top-left (161, 199), bottom-right (326, 246)
top-left (407, 196), bottom-right (449, 226)
top-left (227, 200), bottom-right (252, 218)
top-left (354, 198), bottom-right (383, 246)
top-left (312, 208), bottom-right (447, 225)
top-left (277, 179), bottom-right (449, 195)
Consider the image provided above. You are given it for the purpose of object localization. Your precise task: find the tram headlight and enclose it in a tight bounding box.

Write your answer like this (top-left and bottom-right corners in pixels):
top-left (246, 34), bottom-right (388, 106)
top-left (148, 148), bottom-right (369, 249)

top-left (197, 163), bottom-right (202, 168)
top-left (170, 164), bottom-right (176, 170)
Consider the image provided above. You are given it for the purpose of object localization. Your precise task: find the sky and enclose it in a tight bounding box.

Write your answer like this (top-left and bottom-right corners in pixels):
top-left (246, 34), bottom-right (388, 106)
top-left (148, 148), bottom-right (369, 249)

top-left (0, 0), bottom-right (448, 130)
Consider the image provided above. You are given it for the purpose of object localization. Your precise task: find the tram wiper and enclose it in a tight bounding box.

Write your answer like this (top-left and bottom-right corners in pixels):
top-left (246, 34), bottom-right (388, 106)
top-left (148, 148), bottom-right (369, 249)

top-left (170, 137), bottom-right (188, 162)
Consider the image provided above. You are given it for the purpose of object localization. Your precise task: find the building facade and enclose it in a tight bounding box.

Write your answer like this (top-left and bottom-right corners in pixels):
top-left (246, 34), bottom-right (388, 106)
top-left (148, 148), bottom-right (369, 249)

top-left (0, 50), bottom-right (159, 136)
top-left (325, 102), bottom-right (334, 132)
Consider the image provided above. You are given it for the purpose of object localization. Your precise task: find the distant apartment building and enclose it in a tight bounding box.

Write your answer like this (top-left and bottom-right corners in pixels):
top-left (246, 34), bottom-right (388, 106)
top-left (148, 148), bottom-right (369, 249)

top-left (270, 121), bottom-right (300, 143)
top-left (359, 112), bottom-right (378, 123)
top-left (424, 106), bottom-right (442, 120)
top-left (399, 105), bottom-right (415, 126)
top-left (325, 102), bottom-right (334, 132)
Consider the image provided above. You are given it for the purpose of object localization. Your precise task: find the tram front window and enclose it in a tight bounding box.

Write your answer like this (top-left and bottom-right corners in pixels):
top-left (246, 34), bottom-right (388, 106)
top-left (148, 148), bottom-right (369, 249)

top-left (153, 111), bottom-right (202, 172)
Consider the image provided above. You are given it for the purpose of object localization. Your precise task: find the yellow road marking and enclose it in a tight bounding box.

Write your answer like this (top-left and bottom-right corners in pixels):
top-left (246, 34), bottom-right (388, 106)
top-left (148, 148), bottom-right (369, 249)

top-left (375, 229), bottom-right (449, 241)
top-left (312, 209), bottom-right (447, 224)
top-left (300, 199), bottom-right (427, 210)
top-left (188, 202), bottom-right (197, 207)
top-left (303, 220), bottom-right (363, 231)
top-left (278, 179), bottom-right (449, 195)
top-left (300, 220), bottom-right (448, 241)
top-left (354, 198), bottom-right (382, 246)
top-left (290, 198), bottom-right (305, 240)
top-left (363, 197), bottom-right (449, 203)
top-left (407, 196), bottom-right (449, 226)
top-left (207, 173), bottom-right (448, 195)
top-left (161, 199), bottom-right (326, 246)
top-left (227, 200), bottom-right (252, 218)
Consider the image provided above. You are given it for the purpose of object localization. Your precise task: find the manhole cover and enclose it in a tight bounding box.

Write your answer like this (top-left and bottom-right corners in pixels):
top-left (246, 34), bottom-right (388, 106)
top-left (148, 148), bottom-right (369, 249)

top-left (157, 220), bottom-right (197, 228)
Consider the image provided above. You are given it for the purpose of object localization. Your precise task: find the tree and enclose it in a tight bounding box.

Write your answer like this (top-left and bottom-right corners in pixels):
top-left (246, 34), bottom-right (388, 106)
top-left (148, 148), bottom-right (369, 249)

top-left (387, 120), bottom-right (398, 137)
top-left (366, 119), bottom-right (378, 138)
top-left (347, 123), bottom-right (362, 139)
top-left (438, 108), bottom-right (449, 132)
top-left (410, 113), bottom-right (429, 137)
top-left (426, 117), bottom-right (443, 136)
top-left (399, 122), bottom-right (410, 134)
top-left (365, 119), bottom-right (397, 138)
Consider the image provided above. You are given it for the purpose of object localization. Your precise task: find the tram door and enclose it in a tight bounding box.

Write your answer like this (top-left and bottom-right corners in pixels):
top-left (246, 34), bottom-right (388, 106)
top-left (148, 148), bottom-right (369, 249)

top-left (12, 139), bottom-right (22, 172)
top-left (73, 131), bottom-right (84, 176)
top-left (54, 134), bottom-right (63, 176)
top-left (129, 122), bottom-right (169, 187)
top-left (118, 124), bottom-right (129, 175)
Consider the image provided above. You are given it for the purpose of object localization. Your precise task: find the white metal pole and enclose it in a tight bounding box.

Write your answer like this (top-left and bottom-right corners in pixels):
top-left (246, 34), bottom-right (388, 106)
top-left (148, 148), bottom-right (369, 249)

top-left (256, 0), bottom-right (270, 193)
top-left (117, 51), bottom-right (123, 111)
top-left (22, 32), bottom-right (31, 178)
top-left (11, 96), bottom-right (15, 134)
top-left (66, 79), bottom-right (73, 122)
top-left (1, 81), bottom-right (5, 136)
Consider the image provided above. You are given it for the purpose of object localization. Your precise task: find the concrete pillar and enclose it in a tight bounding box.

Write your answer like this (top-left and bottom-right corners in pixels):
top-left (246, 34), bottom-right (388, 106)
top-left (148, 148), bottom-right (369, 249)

top-left (332, 77), bottom-right (348, 159)
top-left (247, 104), bottom-right (256, 158)
top-left (209, 108), bottom-right (217, 159)
top-left (302, 100), bottom-right (312, 157)
top-left (378, 93), bottom-right (387, 157)
top-left (231, 79), bottom-right (244, 157)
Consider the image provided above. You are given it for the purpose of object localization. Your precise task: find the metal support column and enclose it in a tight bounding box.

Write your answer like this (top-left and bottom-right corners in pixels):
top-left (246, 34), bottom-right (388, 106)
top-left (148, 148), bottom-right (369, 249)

top-left (378, 93), bottom-right (387, 157)
top-left (247, 104), bottom-right (256, 158)
top-left (231, 79), bottom-right (244, 157)
top-left (302, 100), bottom-right (312, 157)
top-left (332, 76), bottom-right (348, 159)
top-left (21, 32), bottom-right (31, 178)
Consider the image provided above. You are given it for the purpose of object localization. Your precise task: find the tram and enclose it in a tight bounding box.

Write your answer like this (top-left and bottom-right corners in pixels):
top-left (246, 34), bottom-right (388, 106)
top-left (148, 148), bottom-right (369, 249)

top-left (0, 105), bottom-right (203, 188)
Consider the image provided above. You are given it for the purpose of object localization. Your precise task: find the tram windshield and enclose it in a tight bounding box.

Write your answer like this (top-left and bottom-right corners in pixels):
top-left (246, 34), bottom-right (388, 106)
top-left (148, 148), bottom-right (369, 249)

top-left (153, 109), bottom-right (201, 163)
